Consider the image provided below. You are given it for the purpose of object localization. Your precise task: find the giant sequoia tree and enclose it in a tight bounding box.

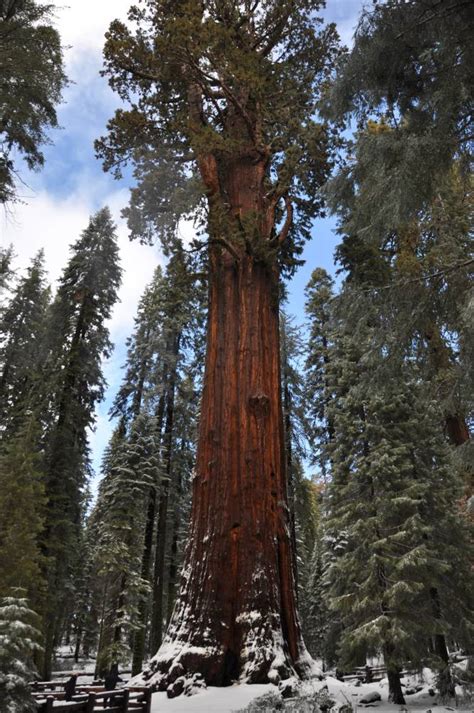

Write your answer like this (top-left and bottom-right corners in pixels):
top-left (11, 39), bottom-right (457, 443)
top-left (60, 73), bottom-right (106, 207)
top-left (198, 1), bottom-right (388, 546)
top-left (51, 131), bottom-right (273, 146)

top-left (97, 0), bottom-right (339, 689)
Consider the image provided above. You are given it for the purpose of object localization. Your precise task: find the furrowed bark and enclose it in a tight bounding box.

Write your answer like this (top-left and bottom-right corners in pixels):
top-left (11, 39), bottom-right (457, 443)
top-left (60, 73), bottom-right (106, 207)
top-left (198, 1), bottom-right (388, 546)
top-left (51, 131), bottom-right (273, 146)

top-left (143, 148), bottom-right (311, 691)
top-left (281, 329), bottom-right (299, 588)
top-left (145, 252), bottom-right (309, 688)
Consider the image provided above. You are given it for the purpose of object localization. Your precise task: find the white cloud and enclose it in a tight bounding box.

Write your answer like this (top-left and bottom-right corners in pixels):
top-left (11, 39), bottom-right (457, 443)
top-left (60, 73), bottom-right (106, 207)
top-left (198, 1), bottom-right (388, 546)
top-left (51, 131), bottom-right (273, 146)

top-left (52, 0), bottom-right (132, 67)
top-left (2, 0), bottom-right (362, 487)
top-left (1, 183), bottom-right (161, 340)
top-left (322, 0), bottom-right (364, 47)
top-left (1, 180), bottom-right (162, 482)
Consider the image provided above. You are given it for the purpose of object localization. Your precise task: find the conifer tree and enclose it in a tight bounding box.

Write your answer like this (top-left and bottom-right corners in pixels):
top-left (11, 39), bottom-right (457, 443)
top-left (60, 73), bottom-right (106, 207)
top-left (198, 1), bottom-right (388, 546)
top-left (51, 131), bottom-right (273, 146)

top-left (146, 284), bottom-right (205, 670)
top-left (280, 312), bottom-right (321, 634)
top-left (111, 266), bottom-right (165, 429)
top-left (303, 270), bottom-right (343, 667)
top-left (0, 0), bottom-right (67, 203)
top-left (323, 311), bottom-right (473, 702)
top-left (0, 416), bottom-right (45, 604)
top-left (0, 250), bottom-right (50, 437)
top-left (81, 248), bottom-right (205, 676)
top-left (0, 254), bottom-right (50, 620)
top-left (0, 594), bottom-right (42, 713)
top-left (92, 414), bottom-right (161, 675)
top-left (97, 1), bottom-right (339, 688)
top-left (303, 526), bottom-right (332, 667)
top-left (304, 268), bottom-right (335, 478)
top-left (0, 245), bottom-right (14, 295)
top-left (323, 0), bottom-right (472, 231)
top-left (40, 207), bottom-right (121, 678)
top-left (323, 0), bottom-right (473, 470)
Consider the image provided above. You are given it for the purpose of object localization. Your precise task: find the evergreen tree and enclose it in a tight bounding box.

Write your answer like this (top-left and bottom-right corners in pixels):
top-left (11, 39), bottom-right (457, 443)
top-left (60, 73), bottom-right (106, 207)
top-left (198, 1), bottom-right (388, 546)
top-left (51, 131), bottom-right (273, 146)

top-left (280, 311), bottom-right (321, 649)
top-left (69, 527), bottom-right (98, 663)
top-left (138, 249), bottom-right (205, 672)
top-left (0, 253), bottom-right (50, 619)
top-left (0, 0), bottom-right (67, 203)
top-left (0, 415), bottom-right (45, 604)
top-left (303, 270), bottom-right (342, 667)
top-left (80, 247), bottom-right (205, 676)
top-left (111, 265), bottom-right (165, 429)
top-left (0, 250), bottom-right (50, 438)
top-left (323, 311), bottom-right (473, 702)
top-left (40, 207), bottom-right (121, 678)
top-left (323, 0), bottom-right (472, 232)
top-left (323, 0), bottom-right (473, 472)
top-left (303, 523), bottom-right (334, 668)
top-left (304, 268), bottom-right (335, 478)
top-left (92, 414), bottom-right (161, 675)
top-left (0, 594), bottom-right (42, 713)
top-left (0, 245), bottom-right (14, 296)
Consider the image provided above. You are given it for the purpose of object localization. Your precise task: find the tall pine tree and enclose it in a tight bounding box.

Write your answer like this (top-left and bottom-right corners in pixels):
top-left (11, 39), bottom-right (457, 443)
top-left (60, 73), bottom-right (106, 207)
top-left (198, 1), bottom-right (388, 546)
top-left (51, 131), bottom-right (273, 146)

top-left (0, 250), bottom-right (50, 438)
top-left (0, 0), bottom-right (67, 203)
top-left (40, 207), bottom-right (121, 678)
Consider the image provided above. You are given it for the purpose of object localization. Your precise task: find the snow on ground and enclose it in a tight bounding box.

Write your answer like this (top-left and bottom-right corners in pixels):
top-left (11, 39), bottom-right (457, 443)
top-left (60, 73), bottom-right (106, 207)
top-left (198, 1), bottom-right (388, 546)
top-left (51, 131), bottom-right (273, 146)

top-left (150, 683), bottom-right (273, 712)
top-left (52, 649), bottom-right (473, 713)
top-left (149, 671), bottom-right (473, 713)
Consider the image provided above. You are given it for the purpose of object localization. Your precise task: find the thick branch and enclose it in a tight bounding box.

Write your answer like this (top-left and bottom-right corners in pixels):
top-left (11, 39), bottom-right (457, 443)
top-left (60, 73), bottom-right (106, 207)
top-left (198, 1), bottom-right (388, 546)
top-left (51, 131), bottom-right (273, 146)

top-left (114, 61), bottom-right (160, 84)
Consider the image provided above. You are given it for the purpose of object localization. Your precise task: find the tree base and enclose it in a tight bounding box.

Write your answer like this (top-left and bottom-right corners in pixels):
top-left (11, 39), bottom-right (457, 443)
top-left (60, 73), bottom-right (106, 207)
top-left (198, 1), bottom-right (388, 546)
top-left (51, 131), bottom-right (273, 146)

top-left (140, 611), bottom-right (317, 696)
top-left (387, 668), bottom-right (405, 705)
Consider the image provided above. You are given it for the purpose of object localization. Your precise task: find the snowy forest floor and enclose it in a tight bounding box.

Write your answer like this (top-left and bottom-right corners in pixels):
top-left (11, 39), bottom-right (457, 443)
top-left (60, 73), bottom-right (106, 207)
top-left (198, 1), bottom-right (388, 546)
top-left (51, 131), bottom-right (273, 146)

top-left (148, 671), bottom-right (474, 712)
top-left (52, 652), bottom-right (473, 713)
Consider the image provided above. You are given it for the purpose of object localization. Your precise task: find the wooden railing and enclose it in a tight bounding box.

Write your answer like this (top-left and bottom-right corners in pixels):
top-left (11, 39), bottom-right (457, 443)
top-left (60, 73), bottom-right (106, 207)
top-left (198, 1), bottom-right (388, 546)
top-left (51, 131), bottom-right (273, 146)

top-left (342, 665), bottom-right (387, 683)
top-left (32, 685), bottom-right (152, 713)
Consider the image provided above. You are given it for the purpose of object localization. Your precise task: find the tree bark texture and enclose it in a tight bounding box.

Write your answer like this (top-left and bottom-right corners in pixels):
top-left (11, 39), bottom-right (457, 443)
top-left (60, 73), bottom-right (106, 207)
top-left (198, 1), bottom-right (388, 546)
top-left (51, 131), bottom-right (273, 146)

top-left (143, 154), bottom-right (311, 690)
top-left (386, 667), bottom-right (405, 705)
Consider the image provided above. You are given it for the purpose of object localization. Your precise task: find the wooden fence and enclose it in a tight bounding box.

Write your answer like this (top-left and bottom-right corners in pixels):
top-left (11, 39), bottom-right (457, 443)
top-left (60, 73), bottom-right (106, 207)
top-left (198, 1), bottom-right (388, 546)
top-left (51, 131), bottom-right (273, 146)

top-left (32, 685), bottom-right (152, 713)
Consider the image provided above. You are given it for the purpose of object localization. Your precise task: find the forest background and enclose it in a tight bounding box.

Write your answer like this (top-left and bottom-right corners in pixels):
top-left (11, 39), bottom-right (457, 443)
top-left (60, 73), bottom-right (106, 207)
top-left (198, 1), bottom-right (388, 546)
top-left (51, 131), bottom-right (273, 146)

top-left (1, 0), bottom-right (361, 481)
top-left (0, 0), bottom-right (472, 708)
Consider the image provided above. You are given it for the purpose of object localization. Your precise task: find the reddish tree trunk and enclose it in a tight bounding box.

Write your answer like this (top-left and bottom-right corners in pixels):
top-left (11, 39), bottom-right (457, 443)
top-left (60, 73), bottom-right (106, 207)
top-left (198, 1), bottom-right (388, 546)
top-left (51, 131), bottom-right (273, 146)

top-left (145, 252), bottom-right (309, 688)
top-left (143, 155), bottom-right (311, 690)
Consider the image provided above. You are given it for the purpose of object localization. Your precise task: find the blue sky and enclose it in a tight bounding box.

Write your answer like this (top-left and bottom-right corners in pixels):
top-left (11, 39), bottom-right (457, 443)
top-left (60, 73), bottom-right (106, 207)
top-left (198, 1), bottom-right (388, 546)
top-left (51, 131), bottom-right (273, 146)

top-left (0, 0), bottom-right (364, 486)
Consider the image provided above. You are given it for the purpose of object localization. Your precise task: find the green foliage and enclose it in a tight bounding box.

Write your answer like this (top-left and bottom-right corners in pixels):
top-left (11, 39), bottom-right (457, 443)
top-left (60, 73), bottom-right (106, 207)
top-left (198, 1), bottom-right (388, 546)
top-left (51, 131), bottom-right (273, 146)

top-left (323, 0), bottom-right (472, 231)
top-left (96, 0), bottom-right (340, 273)
top-left (78, 246), bottom-right (205, 669)
top-left (0, 250), bottom-right (50, 438)
top-left (0, 416), bottom-right (46, 604)
top-left (92, 415), bottom-right (161, 670)
top-left (0, 245), bottom-right (14, 294)
top-left (322, 312), bottom-right (473, 669)
top-left (322, 0), bottom-right (473, 497)
top-left (111, 244), bottom-right (205, 427)
top-left (39, 207), bottom-right (121, 673)
top-left (43, 207), bottom-right (122, 536)
top-left (303, 253), bottom-right (473, 677)
top-left (304, 268), bottom-right (335, 477)
top-left (0, 0), bottom-right (67, 203)
top-left (0, 594), bottom-right (42, 713)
